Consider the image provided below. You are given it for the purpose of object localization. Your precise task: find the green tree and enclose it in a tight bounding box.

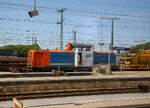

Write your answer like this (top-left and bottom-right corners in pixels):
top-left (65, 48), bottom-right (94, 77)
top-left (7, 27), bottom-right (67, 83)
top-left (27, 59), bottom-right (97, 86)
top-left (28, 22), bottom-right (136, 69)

top-left (0, 44), bottom-right (41, 57)
top-left (130, 42), bottom-right (150, 53)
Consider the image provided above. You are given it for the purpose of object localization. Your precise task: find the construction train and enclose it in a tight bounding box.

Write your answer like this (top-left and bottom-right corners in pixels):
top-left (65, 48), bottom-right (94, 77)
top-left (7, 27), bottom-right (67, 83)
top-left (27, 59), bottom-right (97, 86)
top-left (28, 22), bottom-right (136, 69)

top-left (117, 50), bottom-right (150, 71)
top-left (27, 43), bottom-right (116, 74)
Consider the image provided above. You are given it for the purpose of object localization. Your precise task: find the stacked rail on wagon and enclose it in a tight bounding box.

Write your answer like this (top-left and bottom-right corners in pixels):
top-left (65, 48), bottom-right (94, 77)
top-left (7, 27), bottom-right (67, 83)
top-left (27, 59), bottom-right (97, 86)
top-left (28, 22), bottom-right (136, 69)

top-left (0, 57), bottom-right (27, 72)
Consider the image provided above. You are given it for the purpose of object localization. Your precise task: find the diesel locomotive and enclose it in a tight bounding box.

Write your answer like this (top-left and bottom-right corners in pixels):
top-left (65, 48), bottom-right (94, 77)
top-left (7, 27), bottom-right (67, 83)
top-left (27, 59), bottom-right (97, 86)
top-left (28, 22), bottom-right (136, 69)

top-left (27, 43), bottom-right (116, 75)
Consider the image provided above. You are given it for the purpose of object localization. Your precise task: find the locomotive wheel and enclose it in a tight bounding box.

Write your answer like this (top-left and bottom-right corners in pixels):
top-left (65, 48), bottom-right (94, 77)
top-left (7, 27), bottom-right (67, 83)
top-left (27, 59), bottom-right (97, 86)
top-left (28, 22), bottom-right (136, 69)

top-left (52, 69), bottom-right (65, 76)
top-left (92, 64), bottom-right (106, 75)
top-left (52, 69), bottom-right (57, 76)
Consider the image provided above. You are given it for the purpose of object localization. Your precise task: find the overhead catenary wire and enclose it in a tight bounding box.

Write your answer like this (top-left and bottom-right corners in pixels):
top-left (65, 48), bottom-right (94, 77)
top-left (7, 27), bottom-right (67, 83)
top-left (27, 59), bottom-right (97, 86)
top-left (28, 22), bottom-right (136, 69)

top-left (1, 1), bottom-right (150, 20)
top-left (0, 1), bottom-right (150, 51)
top-left (0, 17), bottom-right (150, 31)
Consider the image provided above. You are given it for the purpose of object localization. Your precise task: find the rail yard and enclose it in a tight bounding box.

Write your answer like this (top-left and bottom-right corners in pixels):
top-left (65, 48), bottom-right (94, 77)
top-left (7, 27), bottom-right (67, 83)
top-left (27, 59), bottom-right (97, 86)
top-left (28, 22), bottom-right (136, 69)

top-left (1, 0), bottom-right (150, 107)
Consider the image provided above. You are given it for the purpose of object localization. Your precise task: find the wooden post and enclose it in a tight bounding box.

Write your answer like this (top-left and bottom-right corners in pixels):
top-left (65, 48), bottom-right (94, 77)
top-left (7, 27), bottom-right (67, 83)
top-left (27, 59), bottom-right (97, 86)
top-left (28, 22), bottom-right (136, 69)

top-left (13, 97), bottom-right (23, 108)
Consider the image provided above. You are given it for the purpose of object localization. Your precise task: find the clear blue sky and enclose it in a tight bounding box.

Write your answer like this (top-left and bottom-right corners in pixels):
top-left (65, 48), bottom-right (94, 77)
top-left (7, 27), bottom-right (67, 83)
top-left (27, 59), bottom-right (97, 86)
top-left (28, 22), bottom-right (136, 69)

top-left (0, 0), bottom-right (150, 51)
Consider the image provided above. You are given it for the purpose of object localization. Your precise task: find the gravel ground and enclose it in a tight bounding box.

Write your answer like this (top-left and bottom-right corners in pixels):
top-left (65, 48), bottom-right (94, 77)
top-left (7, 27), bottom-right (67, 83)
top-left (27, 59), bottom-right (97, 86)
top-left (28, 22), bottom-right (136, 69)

top-left (0, 71), bottom-right (150, 82)
top-left (1, 93), bottom-right (150, 108)
top-left (28, 98), bottom-right (150, 108)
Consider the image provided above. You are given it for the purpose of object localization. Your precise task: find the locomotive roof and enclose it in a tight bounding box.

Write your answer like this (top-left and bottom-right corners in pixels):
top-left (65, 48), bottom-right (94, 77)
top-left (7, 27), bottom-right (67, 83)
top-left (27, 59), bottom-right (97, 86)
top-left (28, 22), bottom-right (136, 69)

top-left (70, 43), bottom-right (93, 48)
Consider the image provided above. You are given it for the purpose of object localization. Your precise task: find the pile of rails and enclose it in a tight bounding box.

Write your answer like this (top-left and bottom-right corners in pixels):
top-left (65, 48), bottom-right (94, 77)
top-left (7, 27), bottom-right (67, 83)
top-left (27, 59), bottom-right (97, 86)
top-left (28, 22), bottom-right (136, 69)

top-left (0, 57), bottom-right (27, 72)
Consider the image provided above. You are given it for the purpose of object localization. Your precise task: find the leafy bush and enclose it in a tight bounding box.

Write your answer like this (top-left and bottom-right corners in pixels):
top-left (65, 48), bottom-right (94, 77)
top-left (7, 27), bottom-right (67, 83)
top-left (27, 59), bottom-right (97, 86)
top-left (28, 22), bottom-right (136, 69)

top-left (0, 44), bottom-right (41, 57)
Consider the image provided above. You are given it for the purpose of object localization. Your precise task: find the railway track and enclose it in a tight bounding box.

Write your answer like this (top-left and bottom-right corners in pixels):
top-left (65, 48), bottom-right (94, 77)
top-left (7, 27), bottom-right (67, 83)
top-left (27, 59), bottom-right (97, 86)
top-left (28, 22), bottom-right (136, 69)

top-left (0, 87), bottom-right (139, 101)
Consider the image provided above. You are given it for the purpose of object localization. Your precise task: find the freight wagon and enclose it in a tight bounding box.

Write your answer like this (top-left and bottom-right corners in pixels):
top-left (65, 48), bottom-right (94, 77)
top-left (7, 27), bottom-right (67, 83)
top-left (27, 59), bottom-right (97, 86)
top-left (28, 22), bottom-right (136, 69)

top-left (27, 43), bottom-right (115, 74)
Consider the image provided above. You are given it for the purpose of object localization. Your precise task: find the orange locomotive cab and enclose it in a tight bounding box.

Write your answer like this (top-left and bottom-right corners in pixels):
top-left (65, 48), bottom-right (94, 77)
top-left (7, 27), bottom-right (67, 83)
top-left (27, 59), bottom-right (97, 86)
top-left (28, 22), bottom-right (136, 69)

top-left (27, 50), bottom-right (50, 69)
